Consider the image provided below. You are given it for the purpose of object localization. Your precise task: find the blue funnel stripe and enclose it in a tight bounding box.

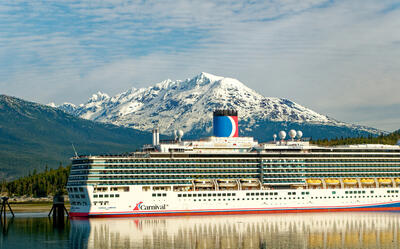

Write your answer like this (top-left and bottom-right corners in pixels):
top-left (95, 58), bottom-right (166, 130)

top-left (213, 116), bottom-right (235, 137)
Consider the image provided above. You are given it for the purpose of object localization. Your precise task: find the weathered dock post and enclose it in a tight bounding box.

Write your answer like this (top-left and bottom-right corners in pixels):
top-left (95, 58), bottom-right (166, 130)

top-left (48, 194), bottom-right (69, 221)
top-left (0, 197), bottom-right (15, 221)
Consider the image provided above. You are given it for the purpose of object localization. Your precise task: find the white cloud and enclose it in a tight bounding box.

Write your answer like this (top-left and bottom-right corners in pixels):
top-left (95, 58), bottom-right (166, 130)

top-left (0, 0), bottom-right (400, 130)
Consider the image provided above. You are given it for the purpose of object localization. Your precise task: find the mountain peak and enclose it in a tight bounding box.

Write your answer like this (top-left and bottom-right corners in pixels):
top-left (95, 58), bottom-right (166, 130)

top-left (196, 72), bottom-right (224, 82)
top-left (89, 91), bottom-right (110, 103)
top-left (54, 73), bottom-right (383, 137)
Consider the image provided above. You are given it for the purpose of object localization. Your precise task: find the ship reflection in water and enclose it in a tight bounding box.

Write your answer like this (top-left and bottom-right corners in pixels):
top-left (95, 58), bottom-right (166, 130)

top-left (70, 212), bottom-right (400, 249)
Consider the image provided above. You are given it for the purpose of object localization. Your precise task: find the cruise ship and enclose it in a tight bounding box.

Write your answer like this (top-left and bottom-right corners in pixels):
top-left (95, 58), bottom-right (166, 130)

top-left (67, 110), bottom-right (400, 217)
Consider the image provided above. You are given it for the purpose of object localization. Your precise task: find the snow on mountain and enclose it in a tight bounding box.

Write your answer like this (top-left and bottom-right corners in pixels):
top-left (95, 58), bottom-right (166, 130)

top-left (55, 72), bottom-right (382, 137)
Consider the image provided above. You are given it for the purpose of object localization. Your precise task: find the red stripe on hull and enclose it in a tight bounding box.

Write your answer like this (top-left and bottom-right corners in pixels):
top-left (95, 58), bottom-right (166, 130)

top-left (70, 206), bottom-right (400, 218)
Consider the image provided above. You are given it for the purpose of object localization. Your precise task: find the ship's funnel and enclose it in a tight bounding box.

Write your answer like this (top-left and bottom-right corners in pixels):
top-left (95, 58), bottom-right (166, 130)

top-left (213, 109), bottom-right (239, 137)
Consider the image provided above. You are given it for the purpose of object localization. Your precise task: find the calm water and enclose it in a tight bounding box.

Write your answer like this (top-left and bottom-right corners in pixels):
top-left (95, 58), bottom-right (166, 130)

top-left (1, 212), bottom-right (400, 249)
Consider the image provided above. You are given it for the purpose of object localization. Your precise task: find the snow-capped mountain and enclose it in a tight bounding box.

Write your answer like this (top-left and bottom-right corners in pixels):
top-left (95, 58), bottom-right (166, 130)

top-left (56, 72), bottom-right (383, 140)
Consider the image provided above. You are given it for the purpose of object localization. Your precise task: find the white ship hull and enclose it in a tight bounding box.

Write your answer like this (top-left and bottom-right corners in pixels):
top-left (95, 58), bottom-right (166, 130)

top-left (69, 186), bottom-right (400, 217)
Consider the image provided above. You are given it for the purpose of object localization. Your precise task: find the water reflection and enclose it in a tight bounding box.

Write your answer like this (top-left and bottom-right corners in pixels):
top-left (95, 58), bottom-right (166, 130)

top-left (0, 215), bottom-right (70, 249)
top-left (70, 212), bottom-right (400, 249)
top-left (1, 213), bottom-right (400, 248)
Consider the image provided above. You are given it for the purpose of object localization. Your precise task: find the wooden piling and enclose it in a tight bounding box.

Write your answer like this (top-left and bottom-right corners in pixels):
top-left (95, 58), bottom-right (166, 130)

top-left (0, 197), bottom-right (14, 220)
top-left (48, 194), bottom-right (69, 218)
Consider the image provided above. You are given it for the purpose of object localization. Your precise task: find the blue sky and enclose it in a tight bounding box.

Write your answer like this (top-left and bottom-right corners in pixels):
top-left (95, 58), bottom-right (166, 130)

top-left (1, 0), bottom-right (400, 131)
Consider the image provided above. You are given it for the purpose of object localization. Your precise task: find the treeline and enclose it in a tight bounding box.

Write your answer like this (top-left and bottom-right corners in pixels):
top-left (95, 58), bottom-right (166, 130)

top-left (312, 130), bottom-right (400, 146)
top-left (1, 165), bottom-right (70, 197)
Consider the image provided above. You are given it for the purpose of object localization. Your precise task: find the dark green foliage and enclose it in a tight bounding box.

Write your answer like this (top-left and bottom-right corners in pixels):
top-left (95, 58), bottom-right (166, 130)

top-left (0, 95), bottom-right (151, 180)
top-left (3, 164), bottom-right (70, 197)
top-left (312, 130), bottom-right (400, 146)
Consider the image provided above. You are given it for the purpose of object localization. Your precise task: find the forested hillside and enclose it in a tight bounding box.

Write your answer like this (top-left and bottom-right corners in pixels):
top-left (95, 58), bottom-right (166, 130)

top-left (0, 95), bottom-right (151, 180)
top-left (2, 165), bottom-right (70, 197)
top-left (312, 130), bottom-right (400, 146)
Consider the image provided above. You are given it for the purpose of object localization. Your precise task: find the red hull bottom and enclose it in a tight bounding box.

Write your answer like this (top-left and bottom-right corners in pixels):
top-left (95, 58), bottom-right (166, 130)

top-left (70, 206), bottom-right (400, 218)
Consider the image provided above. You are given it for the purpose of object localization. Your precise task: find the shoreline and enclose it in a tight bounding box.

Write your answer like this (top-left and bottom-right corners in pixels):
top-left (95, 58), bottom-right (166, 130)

top-left (4, 199), bottom-right (71, 213)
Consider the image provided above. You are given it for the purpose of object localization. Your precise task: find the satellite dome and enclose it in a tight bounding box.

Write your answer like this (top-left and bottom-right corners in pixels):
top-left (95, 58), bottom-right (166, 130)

top-left (278, 131), bottom-right (286, 140)
top-left (297, 130), bottom-right (303, 139)
top-left (289, 129), bottom-right (297, 139)
top-left (178, 129), bottom-right (184, 138)
top-left (273, 134), bottom-right (277, 139)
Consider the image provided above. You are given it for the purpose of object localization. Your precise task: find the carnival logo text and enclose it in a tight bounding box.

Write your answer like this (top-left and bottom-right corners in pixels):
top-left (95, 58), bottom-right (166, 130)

top-left (134, 201), bottom-right (167, 211)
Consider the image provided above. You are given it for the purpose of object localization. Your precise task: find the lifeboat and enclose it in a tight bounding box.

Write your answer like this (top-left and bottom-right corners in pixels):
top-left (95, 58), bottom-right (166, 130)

top-left (378, 179), bottom-right (392, 185)
top-left (343, 179), bottom-right (358, 185)
top-left (325, 179), bottom-right (340, 185)
top-left (240, 179), bottom-right (259, 187)
top-left (361, 179), bottom-right (375, 185)
top-left (194, 179), bottom-right (214, 188)
top-left (307, 179), bottom-right (322, 186)
top-left (217, 179), bottom-right (237, 188)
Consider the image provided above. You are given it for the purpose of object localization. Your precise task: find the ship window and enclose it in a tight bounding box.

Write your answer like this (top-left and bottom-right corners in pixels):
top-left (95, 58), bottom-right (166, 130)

top-left (79, 187), bottom-right (84, 192)
top-left (178, 194), bottom-right (182, 197)
top-left (301, 192), bottom-right (305, 195)
top-left (260, 193), bottom-right (264, 196)
top-left (246, 193), bottom-right (249, 196)
top-left (218, 193), bottom-right (222, 197)
top-left (288, 192), bottom-right (291, 195)
top-left (163, 193), bottom-right (166, 197)
top-left (255, 193), bottom-right (259, 196)
top-left (222, 193), bottom-right (226, 197)
top-left (99, 195), bottom-right (103, 198)
top-left (370, 191), bottom-right (374, 194)
top-left (152, 194), bottom-right (156, 197)
top-left (157, 193), bottom-right (162, 197)
top-left (116, 194), bottom-right (119, 197)
top-left (227, 193), bottom-right (231, 196)
top-left (188, 194), bottom-right (192, 197)
top-left (81, 194), bottom-right (85, 198)
top-left (233, 193), bottom-right (236, 196)
top-left (275, 193), bottom-right (278, 195)
top-left (213, 194), bottom-right (216, 197)
top-left (251, 193), bottom-right (255, 196)
top-left (93, 195), bottom-right (98, 198)
top-left (332, 191), bottom-right (336, 194)
top-left (183, 194), bottom-right (187, 197)
top-left (110, 194), bottom-right (114, 197)
top-left (193, 194), bottom-right (197, 197)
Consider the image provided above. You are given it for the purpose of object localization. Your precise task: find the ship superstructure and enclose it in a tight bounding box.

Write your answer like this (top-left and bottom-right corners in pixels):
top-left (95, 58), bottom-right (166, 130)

top-left (67, 110), bottom-right (400, 217)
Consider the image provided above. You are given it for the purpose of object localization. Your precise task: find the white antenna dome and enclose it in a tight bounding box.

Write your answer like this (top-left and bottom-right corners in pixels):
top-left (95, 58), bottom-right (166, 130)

top-left (174, 130), bottom-right (178, 140)
top-left (297, 130), bottom-right (303, 139)
top-left (278, 131), bottom-right (286, 140)
top-left (273, 134), bottom-right (277, 142)
top-left (289, 129), bottom-right (297, 140)
top-left (178, 129), bottom-right (184, 138)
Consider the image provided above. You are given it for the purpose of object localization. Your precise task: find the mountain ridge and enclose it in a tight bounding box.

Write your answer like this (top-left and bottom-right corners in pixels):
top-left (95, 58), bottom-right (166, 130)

top-left (0, 94), bottom-right (151, 180)
top-left (55, 72), bottom-right (383, 139)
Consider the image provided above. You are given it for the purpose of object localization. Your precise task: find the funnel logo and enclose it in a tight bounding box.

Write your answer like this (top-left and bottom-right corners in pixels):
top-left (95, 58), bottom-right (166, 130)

top-left (133, 201), bottom-right (167, 211)
top-left (134, 201), bottom-right (143, 210)
top-left (213, 115), bottom-right (239, 137)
